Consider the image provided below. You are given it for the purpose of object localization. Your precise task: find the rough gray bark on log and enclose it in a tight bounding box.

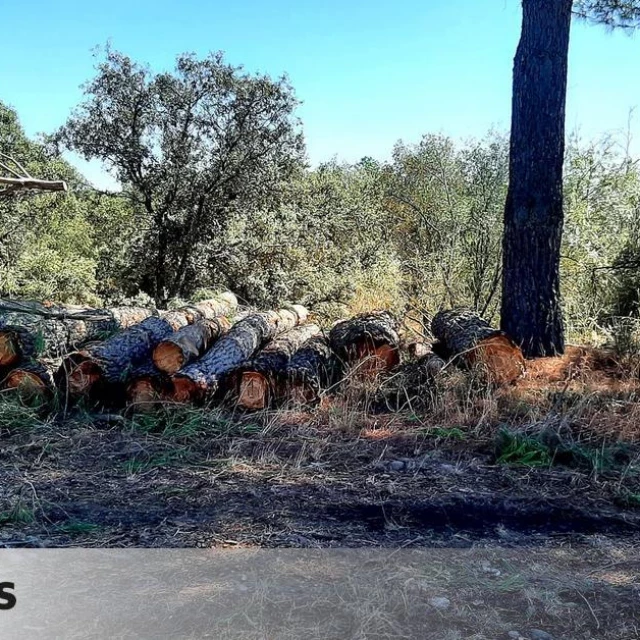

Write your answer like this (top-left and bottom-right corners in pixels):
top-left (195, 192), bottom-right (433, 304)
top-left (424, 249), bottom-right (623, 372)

top-left (172, 305), bottom-right (308, 403)
top-left (373, 352), bottom-right (446, 412)
top-left (431, 308), bottom-right (525, 384)
top-left (235, 323), bottom-right (321, 410)
top-left (61, 293), bottom-right (238, 398)
top-left (161, 292), bottom-right (238, 330)
top-left (0, 304), bottom-right (155, 366)
top-left (61, 317), bottom-right (177, 398)
top-left (286, 335), bottom-right (337, 405)
top-left (153, 317), bottom-right (232, 374)
top-left (329, 311), bottom-right (400, 374)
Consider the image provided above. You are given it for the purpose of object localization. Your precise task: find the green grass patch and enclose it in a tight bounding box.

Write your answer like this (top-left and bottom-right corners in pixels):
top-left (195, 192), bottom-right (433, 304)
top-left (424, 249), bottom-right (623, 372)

top-left (0, 395), bottom-right (47, 432)
top-left (495, 430), bottom-right (553, 467)
top-left (0, 504), bottom-right (35, 525)
top-left (422, 426), bottom-right (467, 440)
top-left (495, 427), bottom-right (639, 475)
top-left (122, 447), bottom-right (192, 475)
top-left (614, 490), bottom-right (640, 510)
top-left (128, 407), bottom-right (264, 440)
top-left (56, 520), bottom-right (101, 535)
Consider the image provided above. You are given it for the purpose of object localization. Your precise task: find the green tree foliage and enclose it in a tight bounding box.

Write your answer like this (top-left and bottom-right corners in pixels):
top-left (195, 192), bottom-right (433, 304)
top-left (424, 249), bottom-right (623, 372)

top-left (0, 103), bottom-right (99, 302)
top-left (382, 133), bottom-right (508, 320)
top-left (3, 61), bottom-right (640, 347)
top-left (58, 48), bottom-right (305, 306)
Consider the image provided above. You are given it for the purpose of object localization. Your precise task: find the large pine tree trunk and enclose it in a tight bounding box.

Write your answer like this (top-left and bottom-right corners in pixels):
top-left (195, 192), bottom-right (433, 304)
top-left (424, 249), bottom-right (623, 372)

top-left (501, 0), bottom-right (572, 357)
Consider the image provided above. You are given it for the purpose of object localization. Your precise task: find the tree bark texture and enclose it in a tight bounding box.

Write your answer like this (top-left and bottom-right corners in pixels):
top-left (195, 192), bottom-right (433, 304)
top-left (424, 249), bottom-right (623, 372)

top-left (171, 306), bottom-right (308, 403)
top-left (60, 294), bottom-right (238, 398)
top-left (0, 306), bottom-right (154, 366)
top-left (152, 317), bottom-right (232, 374)
top-left (329, 311), bottom-right (400, 374)
top-left (501, 0), bottom-right (572, 357)
top-left (234, 323), bottom-right (321, 410)
top-left (285, 335), bottom-right (337, 405)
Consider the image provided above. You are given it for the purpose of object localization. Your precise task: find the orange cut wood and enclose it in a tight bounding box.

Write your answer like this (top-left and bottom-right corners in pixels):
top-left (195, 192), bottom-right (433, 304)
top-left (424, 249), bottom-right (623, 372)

top-left (0, 332), bottom-right (19, 367)
top-left (237, 372), bottom-right (270, 410)
top-left (431, 308), bottom-right (525, 385)
top-left (153, 342), bottom-right (185, 375)
top-left (469, 335), bottom-right (526, 386)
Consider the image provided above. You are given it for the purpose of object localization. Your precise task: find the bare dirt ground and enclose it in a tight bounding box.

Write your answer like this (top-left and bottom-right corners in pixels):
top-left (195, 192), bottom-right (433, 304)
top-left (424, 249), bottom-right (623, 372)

top-left (0, 400), bottom-right (638, 548)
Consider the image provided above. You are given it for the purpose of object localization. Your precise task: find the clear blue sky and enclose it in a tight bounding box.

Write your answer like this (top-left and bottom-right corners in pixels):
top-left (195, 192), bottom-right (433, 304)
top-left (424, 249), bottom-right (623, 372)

top-left (2, 0), bottom-right (640, 188)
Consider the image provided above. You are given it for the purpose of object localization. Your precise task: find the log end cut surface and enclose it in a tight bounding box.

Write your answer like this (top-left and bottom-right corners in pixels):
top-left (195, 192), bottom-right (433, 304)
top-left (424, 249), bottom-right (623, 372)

top-left (67, 359), bottom-right (103, 396)
top-left (470, 335), bottom-right (525, 385)
top-left (4, 370), bottom-right (49, 401)
top-left (171, 376), bottom-right (207, 403)
top-left (152, 342), bottom-right (185, 375)
top-left (354, 342), bottom-right (400, 376)
top-left (0, 332), bottom-right (20, 367)
top-left (237, 372), bottom-right (270, 410)
top-left (127, 378), bottom-right (163, 408)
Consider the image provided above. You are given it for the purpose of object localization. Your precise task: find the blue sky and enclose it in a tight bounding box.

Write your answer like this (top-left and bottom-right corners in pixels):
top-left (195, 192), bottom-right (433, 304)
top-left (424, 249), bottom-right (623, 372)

top-left (2, 0), bottom-right (640, 188)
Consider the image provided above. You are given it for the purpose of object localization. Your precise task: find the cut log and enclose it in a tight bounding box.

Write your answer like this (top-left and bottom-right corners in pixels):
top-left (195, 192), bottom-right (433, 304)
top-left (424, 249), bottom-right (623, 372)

top-left (3, 360), bottom-right (56, 403)
top-left (235, 324), bottom-right (321, 410)
top-left (286, 335), bottom-right (337, 405)
top-left (61, 316), bottom-right (177, 398)
top-left (373, 352), bottom-right (447, 412)
top-left (160, 293), bottom-right (238, 330)
top-left (329, 311), bottom-right (400, 375)
top-left (0, 304), bottom-right (155, 366)
top-left (153, 317), bottom-right (232, 374)
top-left (172, 305), bottom-right (308, 403)
top-left (126, 360), bottom-right (174, 410)
top-left (431, 308), bottom-right (525, 385)
top-left (61, 293), bottom-right (238, 399)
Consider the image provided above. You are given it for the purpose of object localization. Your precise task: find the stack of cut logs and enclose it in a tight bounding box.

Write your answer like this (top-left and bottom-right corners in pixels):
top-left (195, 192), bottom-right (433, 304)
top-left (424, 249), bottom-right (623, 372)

top-left (0, 293), bottom-right (526, 411)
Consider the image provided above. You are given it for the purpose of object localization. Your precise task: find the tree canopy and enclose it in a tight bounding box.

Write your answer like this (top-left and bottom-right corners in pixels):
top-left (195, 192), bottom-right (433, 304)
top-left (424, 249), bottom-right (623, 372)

top-left (58, 49), bottom-right (305, 306)
top-left (574, 0), bottom-right (640, 27)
